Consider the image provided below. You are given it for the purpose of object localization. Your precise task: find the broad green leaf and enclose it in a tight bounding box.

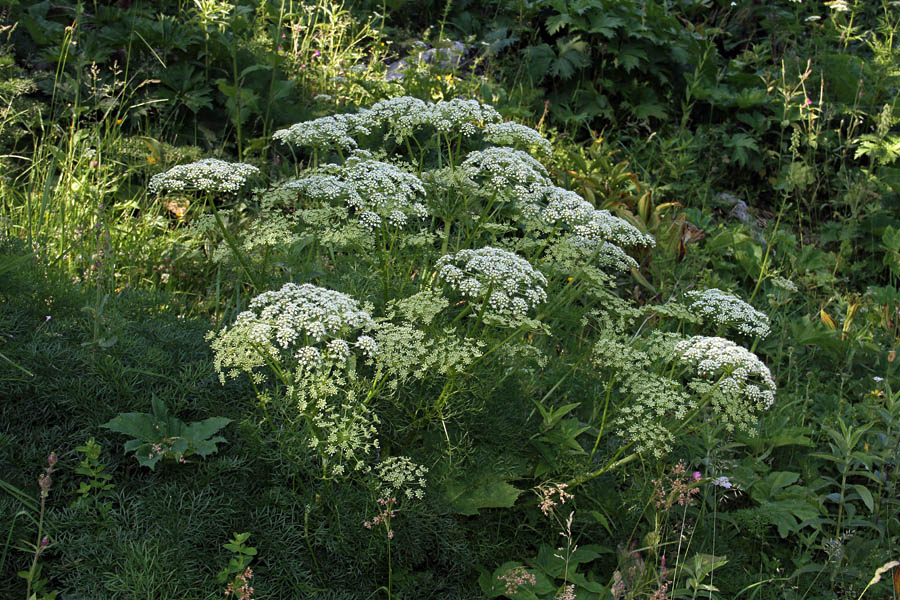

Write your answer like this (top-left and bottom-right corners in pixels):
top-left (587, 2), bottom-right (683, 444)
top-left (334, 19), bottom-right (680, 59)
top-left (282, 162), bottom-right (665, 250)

top-left (444, 474), bottom-right (522, 516)
top-left (617, 46), bottom-right (648, 73)
top-left (546, 13), bottom-right (573, 35)
top-left (102, 412), bottom-right (160, 441)
top-left (530, 543), bottom-right (610, 579)
top-left (183, 417), bottom-right (232, 441)
top-left (852, 485), bottom-right (874, 512)
top-left (191, 436), bottom-right (228, 458)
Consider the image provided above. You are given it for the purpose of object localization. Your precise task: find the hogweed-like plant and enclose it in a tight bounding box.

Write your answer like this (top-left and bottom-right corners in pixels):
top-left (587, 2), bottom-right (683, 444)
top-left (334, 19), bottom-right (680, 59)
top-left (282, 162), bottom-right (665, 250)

top-left (208, 282), bottom-right (376, 386)
top-left (272, 113), bottom-right (366, 156)
top-left (208, 282), bottom-right (387, 478)
top-left (460, 146), bottom-right (551, 209)
top-left (675, 335), bottom-right (777, 431)
top-left (484, 122), bottom-right (552, 156)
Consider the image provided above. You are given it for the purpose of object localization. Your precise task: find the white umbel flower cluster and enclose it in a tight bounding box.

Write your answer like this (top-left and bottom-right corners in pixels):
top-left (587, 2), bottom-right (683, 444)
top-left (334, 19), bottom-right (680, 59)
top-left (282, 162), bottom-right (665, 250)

top-left (208, 283), bottom-right (376, 381)
top-left (571, 210), bottom-right (656, 249)
top-left (570, 240), bottom-right (641, 272)
top-left (339, 157), bottom-right (426, 215)
top-left (375, 456), bottom-right (428, 500)
top-left (541, 185), bottom-right (655, 249)
top-left (436, 246), bottom-right (548, 317)
top-left (309, 400), bottom-right (380, 478)
top-left (483, 122), bottom-right (551, 155)
top-left (461, 147), bottom-right (551, 206)
top-left (675, 336), bottom-right (776, 431)
top-left (362, 96), bottom-right (431, 142)
top-left (285, 156), bottom-right (427, 229)
top-left (283, 174), bottom-right (351, 203)
top-left (346, 96), bottom-right (503, 143)
top-left (683, 288), bottom-right (771, 338)
top-left (428, 98), bottom-right (503, 135)
top-left (272, 113), bottom-right (368, 150)
top-left (536, 186), bottom-right (653, 271)
top-left (540, 187), bottom-right (597, 225)
top-left (148, 159), bottom-right (259, 194)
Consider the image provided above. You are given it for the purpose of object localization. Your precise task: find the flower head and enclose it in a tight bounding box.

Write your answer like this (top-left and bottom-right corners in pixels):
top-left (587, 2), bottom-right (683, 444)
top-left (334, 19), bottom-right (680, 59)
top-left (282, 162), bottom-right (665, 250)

top-left (436, 247), bottom-right (548, 318)
top-left (285, 156), bottom-right (427, 229)
top-left (497, 566), bottom-right (537, 596)
top-left (273, 112), bottom-right (368, 150)
top-left (683, 288), bottom-right (771, 338)
top-left (484, 121), bottom-right (551, 155)
top-left (208, 283), bottom-right (375, 381)
top-left (148, 159), bottom-right (259, 194)
top-left (675, 336), bottom-right (776, 431)
top-left (460, 147), bottom-right (551, 207)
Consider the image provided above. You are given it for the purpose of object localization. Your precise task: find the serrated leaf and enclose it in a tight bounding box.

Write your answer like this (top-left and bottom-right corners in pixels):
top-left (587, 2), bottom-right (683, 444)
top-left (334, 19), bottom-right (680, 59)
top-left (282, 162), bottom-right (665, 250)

top-left (546, 13), bottom-right (573, 35)
top-left (444, 474), bottom-right (522, 515)
top-left (101, 412), bottom-right (159, 441)
top-left (523, 44), bottom-right (556, 83)
top-left (183, 417), bottom-right (232, 441)
top-left (617, 46), bottom-right (648, 73)
top-left (530, 543), bottom-right (610, 579)
top-left (538, 417), bottom-right (590, 454)
top-left (190, 436), bottom-right (228, 458)
top-left (552, 36), bottom-right (591, 79)
top-left (135, 451), bottom-right (164, 471)
top-left (589, 13), bottom-right (625, 38)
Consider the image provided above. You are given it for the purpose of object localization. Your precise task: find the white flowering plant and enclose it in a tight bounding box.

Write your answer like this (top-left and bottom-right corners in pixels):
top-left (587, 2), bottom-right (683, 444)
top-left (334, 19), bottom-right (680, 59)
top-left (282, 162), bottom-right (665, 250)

top-left (207, 282), bottom-right (387, 477)
top-left (181, 97), bottom-right (782, 600)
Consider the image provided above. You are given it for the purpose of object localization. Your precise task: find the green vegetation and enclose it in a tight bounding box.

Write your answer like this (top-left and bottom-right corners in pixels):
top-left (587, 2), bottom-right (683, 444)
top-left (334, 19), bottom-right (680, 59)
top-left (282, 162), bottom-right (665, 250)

top-left (1, 0), bottom-right (899, 599)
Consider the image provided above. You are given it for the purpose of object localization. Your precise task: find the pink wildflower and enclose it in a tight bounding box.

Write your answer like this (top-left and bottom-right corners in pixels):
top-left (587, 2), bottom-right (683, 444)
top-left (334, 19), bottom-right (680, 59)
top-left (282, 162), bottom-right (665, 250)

top-left (556, 583), bottom-right (576, 600)
top-left (497, 566), bottom-right (536, 596)
top-left (537, 483), bottom-right (574, 516)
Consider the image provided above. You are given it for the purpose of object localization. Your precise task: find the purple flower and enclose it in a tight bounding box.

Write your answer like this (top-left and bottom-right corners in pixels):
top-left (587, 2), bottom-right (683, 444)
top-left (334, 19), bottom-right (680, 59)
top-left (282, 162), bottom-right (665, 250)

top-left (712, 476), bottom-right (733, 489)
top-left (692, 471), bottom-right (702, 482)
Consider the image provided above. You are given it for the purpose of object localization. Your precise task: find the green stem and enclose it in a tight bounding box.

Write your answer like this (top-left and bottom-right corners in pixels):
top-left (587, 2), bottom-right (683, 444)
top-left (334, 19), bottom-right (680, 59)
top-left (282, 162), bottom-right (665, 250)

top-left (588, 377), bottom-right (616, 462)
top-left (25, 491), bottom-right (47, 599)
top-left (748, 192), bottom-right (788, 304)
top-left (211, 201), bottom-right (262, 291)
top-left (566, 448), bottom-right (639, 489)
